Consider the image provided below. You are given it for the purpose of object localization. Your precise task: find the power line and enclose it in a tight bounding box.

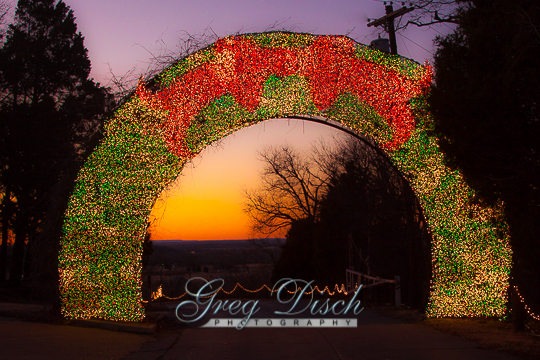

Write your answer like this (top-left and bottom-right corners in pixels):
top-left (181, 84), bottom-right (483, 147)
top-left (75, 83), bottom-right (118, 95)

top-left (442, 22), bottom-right (456, 31)
top-left (429, 25), bottom-right (445, 36)
top-left (398, 33), bottom-right (412, 59)
top-left (400, 32), bottom-right (435, 55)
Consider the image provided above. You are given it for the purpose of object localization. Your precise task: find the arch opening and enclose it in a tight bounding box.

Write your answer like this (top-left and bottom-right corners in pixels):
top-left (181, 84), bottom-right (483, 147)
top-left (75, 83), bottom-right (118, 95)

top-left (59, 32), bottom-right (511, 321)
top-left (144, 116), bottom-right (432, 309)
top-left (148, 117), bottom-right (353, 243)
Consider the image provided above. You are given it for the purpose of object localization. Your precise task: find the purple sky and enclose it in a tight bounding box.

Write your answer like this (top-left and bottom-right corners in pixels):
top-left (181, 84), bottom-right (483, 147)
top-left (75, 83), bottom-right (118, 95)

top-left (55, 0), bottom-right (453, 240)
top-left (62, 0), bottom-right (451, 87)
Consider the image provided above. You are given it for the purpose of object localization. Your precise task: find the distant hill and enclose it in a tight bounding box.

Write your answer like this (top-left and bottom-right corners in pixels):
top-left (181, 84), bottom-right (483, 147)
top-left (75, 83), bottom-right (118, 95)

top-left (147, 239), bottom-right (284, 267)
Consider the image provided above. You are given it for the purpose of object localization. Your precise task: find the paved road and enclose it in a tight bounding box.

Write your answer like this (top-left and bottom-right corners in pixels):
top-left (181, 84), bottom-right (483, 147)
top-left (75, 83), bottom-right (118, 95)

top-left (0, 302), bottom-right (524, 360)
top-left (0, 317), bottom-right (147, 360)
top-left (125, 300), bottom-right (522, 360)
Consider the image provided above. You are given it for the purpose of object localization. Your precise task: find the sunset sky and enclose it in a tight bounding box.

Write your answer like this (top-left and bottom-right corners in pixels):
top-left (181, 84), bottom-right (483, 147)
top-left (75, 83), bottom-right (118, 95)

top-left (149, 119), bottom-right (350, 240)
top-left (52, 0), bottom-right (452, 240)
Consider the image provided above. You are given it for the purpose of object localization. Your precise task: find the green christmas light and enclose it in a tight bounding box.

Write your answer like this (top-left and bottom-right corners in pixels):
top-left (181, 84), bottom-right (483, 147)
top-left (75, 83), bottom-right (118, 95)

top-left (59, 32), bottom-right (511, 321)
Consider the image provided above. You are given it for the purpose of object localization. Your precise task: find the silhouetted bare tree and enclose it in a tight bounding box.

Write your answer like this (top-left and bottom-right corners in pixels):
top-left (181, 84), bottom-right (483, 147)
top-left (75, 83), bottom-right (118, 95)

top-left (246, 139), bottom-right (431, 308)
top-left (243, 144), bottom-right (335, 236)
top-left (0, 1), bottom-right (10, 38)
top-left (395, 1), bottom-right (465, 30)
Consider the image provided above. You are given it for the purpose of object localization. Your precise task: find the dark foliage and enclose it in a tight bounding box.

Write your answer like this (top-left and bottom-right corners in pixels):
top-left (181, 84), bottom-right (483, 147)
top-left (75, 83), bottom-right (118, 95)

top-left (271, 218), bottom-right (317, 284)
top-left (268, 140), bottom-right (431, 308)
top-left (0, 0), bottom-right (115, 296)
top-left (430, 0), bottom-right (540, 321)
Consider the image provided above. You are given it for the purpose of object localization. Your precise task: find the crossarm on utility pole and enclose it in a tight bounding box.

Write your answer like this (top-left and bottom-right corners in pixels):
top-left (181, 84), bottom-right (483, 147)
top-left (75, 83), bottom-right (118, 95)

top-left (367, 4), bottom-right (414, 55)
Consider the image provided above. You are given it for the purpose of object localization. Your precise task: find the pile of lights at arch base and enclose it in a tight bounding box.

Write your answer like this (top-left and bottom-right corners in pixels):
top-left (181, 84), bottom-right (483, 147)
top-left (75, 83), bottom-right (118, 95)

top-left (59, 32), bottom-right (511, 321)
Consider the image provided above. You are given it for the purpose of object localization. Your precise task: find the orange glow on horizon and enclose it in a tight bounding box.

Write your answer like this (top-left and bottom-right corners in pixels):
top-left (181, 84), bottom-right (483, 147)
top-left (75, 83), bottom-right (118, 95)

top-left (149, 119), bottom-right (347, 240)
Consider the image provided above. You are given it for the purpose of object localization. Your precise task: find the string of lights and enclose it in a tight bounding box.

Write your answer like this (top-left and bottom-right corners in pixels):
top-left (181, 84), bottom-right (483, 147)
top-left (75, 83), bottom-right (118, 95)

top-left (147, 282), bottom-right (352, 302)
top-left (513, 285), bottom-right (540, 321)
top-left (59, 32), bottom-right (511, 322)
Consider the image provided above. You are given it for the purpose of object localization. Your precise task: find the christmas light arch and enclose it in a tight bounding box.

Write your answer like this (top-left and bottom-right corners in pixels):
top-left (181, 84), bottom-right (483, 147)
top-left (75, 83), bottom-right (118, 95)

top-left (59, 32), bottom-right (511, 321)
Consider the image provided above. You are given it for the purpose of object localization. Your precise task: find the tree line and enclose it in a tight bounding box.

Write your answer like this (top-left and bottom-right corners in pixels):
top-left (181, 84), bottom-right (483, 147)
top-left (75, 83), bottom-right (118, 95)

top-left (245, 0), bottom-right (540, 321)
top-left (0, 0), bottom-right (537, 326)
top-left (0, 0), bottom-right (114, 302)
top-left (243, 138), bottom-right (432, 308)
top-left (429, 0), bottom-right (540, 329)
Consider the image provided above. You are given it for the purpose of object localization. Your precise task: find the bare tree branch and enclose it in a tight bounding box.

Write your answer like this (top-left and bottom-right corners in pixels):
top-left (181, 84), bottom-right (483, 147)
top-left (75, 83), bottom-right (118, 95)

top-left (242, 138), bottom-right (395, 237)
top-left (0, 1), bottom-right (12, 41)
top-left (242, 143), bottom-right (336, 236)
top-left (385, 0), bottom-right (468, 31)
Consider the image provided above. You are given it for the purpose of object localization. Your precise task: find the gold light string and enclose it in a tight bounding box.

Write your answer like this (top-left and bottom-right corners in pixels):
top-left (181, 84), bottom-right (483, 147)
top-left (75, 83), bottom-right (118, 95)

top-left (145, 282), bottom-right (352, 302)
top-left (58, 32), bottom-right (511, 321)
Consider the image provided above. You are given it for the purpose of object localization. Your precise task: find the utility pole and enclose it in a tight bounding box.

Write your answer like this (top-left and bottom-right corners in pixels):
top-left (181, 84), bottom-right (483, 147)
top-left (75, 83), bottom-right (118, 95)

top-left (367, 2), bottom-right (414, 55)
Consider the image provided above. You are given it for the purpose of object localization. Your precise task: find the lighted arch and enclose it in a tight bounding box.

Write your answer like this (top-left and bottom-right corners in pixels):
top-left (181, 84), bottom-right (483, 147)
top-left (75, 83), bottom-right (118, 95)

top-left (59, 32), bottom-right (511, 321)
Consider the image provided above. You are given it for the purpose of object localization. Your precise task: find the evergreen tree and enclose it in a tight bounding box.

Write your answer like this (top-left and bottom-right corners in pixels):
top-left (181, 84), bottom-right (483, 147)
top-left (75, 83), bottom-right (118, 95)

top-left (268, 140), bottom-right (431, 308)
top-left (430, 0), bottom-right (540, 327)
top-left (271, 218), bottom-right (317, 284)
top-left (314, 142), bottom-right (430, 307)
top-left (0, 0), bottom-right (115, 289)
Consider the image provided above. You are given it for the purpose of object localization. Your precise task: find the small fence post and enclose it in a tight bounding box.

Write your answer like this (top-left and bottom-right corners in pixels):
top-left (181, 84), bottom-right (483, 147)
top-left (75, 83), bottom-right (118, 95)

top-left (394, 276), bottom-right (401, 307)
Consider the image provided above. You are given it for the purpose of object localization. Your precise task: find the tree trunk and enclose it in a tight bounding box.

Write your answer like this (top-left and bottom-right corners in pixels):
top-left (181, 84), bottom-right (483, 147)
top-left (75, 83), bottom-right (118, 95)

top-left (9, 220), bottom-right (27, 287)
top-left (29, 160), bottom-right (83, 314)
top-left (0, 185), bottom-right (12, 286)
